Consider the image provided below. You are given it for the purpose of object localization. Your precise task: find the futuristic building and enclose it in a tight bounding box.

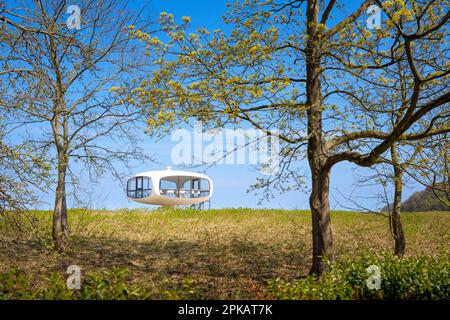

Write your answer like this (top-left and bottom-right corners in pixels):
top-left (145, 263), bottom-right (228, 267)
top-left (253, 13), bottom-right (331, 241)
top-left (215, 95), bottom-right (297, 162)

top-left (126, 167), bottom-right (213, 207)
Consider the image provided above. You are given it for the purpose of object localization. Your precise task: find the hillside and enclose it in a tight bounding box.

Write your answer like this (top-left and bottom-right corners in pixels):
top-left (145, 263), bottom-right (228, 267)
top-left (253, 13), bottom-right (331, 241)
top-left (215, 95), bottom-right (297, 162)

top-left (383, 187), bottom-right (450, 212)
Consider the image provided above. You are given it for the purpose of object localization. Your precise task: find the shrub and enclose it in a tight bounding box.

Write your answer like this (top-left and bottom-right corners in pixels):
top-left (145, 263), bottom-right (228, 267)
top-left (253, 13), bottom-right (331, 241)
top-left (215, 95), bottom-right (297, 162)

top-left (0, 267), bottom-right (149, 300)
top-left (266, 251), bottom-right (450, 300)
top-left (2, 252), bottom-right (448, 300)
top-left (0, 269), bottom-right (36, 299)
top-left (154, 277), bottom-right (202, 300)
top-left (80, 267), bottom-right (150, 299)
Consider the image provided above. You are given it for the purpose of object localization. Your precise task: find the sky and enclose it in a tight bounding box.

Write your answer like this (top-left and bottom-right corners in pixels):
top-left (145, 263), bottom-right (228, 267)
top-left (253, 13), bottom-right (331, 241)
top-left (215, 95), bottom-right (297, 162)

top-left (33, 0), bottom-right (424, 211)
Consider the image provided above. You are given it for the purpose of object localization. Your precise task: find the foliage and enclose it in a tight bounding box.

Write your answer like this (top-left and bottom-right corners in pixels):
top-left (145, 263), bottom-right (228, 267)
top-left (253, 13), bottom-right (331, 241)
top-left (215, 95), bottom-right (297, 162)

top-left (154, 277), bottom-right (202, 300)
top-left (0, 270), bottom-right (35, 300)
top-left (0, 267), bottom-right (150, 300)
top-left (0, 122), bottom-right (50, 212)
top-left (124, 0), bottom-right (450, 189)
top-left (382, 185), bottom-right (450, 212)
top-left (2, 251), bottom-right (448, 300)
top-left (400, 187), bottom-right (450, 212)
top-left (267, 251), bottom-right (450, 300)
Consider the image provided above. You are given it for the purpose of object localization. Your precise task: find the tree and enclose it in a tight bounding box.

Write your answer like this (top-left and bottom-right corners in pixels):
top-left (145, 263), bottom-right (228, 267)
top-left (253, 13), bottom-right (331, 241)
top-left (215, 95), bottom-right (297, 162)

top-left (0, 4), bottom-right (50, 228)
top-left (0, 0), bottom-right (151, 251)
top-left (0, 121), bottom-right (49, 212)
top-left (405, 134), bottom-right (450, 207)
top-left (125, 0), bottom-right (450, 275)
top-left (349, 132), bottom-right (448, 257)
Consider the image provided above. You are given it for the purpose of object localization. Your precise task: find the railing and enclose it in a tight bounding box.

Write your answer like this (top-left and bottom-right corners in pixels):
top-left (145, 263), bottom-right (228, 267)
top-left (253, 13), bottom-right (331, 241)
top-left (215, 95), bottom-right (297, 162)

top-left (127, 189), bottom-right (151, 199)
top-left (159, 189), bottom-right (210, 198)
top-left (160, 189), bottom-right (178, 198)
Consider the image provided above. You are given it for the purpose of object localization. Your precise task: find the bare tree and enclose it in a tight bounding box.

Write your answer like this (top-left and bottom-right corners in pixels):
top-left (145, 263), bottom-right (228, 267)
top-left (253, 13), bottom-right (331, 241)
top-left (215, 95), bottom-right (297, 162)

top-left (0, 3), bottom-right (50, 229)
top-left (0, 121), bottom-right (49, 212)
top-left (0, 0), bottom-right (152, 251)
top-left (405, 134), bottom-right (450, 207)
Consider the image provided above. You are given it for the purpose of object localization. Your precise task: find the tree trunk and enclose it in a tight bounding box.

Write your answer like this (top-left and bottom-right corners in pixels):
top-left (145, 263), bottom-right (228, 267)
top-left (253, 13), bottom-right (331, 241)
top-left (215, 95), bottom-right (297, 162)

top-left (391, 145), bottom-right (405, 256)
top-left (61, 181), bottom-right (68, 237)
top-left (306, 0), bottom-right (334, 275)
top-left (309, 166), bottom-right (334, 274)
top-left (52, 158), bottom-right (68, 252)
top-left (51, 73), bottom-right (69, 251)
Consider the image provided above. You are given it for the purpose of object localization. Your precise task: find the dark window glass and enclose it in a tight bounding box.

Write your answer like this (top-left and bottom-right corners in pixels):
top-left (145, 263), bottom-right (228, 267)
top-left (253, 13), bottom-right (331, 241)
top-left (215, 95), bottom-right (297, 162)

top-left (127, 177), bottom-right (151, 199)
top-left (192, 179), bottom-right (200, 191)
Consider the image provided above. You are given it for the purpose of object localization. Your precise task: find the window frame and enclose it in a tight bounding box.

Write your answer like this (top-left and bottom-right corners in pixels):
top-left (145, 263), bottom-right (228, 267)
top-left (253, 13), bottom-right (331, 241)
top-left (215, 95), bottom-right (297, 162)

top-left (127, 176), bottom-right (152, 199)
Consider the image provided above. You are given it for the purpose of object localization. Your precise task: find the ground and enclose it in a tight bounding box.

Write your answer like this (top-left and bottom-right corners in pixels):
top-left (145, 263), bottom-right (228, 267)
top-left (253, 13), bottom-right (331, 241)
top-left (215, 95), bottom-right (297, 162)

top-left (0, 209), bottom-right (449, 299)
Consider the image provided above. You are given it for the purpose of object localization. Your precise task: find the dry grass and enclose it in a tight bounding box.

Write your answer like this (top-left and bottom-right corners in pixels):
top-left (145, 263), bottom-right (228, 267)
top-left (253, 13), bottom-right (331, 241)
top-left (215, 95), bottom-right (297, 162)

top-left (0, 208), bottom-right (448, 299)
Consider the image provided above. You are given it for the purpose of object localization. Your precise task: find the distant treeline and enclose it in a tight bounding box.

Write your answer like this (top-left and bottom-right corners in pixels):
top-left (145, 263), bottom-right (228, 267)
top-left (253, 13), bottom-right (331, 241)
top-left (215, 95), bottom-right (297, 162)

top-left (383, 187), bottom-right (450, 212)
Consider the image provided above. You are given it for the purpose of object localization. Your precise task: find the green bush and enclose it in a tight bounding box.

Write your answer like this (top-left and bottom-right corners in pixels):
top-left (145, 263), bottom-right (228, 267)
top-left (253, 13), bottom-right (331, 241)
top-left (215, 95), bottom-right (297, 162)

top-left (266, 251), bottom-right (450, 300)
top-left (79, 267), bottom-right (150, 299)
top-left (0, 267), bottom-right (149, 300)
top-left (0, 267), bottom-right (203, 300)
top-left (0, 270), bottom-right (36, 299)
top-left (2, 252), bottom-right (448, 300)
top-left (154, 277), bottom-right (202, 300)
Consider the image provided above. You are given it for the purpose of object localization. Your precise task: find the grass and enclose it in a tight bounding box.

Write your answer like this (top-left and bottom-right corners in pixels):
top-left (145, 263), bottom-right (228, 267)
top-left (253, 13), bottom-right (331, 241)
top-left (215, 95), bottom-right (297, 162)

top-left (0, 208), bottom-right (448, 299)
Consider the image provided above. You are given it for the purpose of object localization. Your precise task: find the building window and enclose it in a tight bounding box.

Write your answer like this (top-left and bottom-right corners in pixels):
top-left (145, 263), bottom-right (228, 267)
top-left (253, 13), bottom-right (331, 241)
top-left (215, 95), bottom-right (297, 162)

top-left (181, 178), bottom-right (210, 198)
top-left (127, 177), bottom-right (152, 199)
top-left (159, 178), bottom-right (178, 198)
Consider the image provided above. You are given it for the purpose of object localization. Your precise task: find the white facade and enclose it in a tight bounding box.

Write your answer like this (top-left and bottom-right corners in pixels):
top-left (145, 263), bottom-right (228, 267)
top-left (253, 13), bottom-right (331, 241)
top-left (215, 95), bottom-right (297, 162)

top-left (126, 167), bottom-right (213, 206)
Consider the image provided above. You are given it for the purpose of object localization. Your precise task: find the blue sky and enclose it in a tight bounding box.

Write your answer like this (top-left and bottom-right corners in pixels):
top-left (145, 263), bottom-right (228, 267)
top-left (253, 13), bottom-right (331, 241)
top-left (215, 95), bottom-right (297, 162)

top-left (33, 0), bottom-right (423, 211)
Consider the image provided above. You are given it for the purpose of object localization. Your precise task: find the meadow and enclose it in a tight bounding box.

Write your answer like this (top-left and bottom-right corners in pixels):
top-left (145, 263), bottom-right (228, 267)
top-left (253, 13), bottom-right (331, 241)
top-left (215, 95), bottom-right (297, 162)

top-left (0, 209), bottom-right (448, 299)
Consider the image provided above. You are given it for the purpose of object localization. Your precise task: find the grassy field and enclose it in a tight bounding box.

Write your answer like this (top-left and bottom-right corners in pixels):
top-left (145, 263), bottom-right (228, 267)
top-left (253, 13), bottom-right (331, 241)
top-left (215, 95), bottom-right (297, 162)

top-left (0, 208), bottom-right (449, 299)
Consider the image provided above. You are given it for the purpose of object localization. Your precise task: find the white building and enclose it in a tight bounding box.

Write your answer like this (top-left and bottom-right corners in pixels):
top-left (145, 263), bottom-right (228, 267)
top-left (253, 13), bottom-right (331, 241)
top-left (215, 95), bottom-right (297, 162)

top-left (126, 167), bottom-right (213, 207)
